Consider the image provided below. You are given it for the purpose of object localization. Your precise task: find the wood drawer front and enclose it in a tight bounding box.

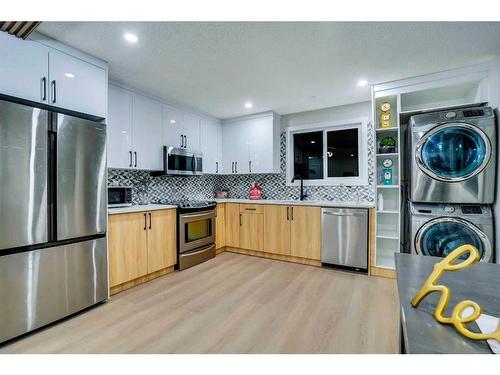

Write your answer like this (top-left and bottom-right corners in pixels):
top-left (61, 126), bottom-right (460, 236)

top-left (239, 204), bottom-right (264, 214)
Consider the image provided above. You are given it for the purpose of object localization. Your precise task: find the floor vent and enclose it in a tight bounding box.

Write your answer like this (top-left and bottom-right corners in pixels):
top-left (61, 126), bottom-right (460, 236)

top-left (0, 21), bottom-right (40, 39)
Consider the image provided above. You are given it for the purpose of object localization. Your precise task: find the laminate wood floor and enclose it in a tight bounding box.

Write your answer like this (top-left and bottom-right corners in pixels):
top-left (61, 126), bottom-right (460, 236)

top-left (0, 252), bottom-right (400, 354)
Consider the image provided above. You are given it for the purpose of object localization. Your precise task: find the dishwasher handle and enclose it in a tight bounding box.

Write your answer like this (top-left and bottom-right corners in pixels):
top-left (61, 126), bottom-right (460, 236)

top-left (322, 211), bottom-right (367, 217)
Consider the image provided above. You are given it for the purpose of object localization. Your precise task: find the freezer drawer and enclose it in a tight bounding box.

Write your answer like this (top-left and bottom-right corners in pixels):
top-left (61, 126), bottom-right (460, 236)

top-left (0, 238), bottom-right (108, 343)
top-left (56, 113), bottom-right (107, 240)
top-left (0, 100), bottom-right (48, 251)
top-left (321, 207), bottom-right (368, 271)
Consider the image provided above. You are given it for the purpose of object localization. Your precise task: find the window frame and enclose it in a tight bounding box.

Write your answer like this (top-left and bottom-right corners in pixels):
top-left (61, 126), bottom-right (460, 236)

top-left (286, 117), bottom-right (369, 187)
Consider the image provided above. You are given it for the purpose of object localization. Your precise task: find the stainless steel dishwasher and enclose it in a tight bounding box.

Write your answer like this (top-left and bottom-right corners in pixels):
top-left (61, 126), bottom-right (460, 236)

top-left (321, 207), bottom-right (368, 272)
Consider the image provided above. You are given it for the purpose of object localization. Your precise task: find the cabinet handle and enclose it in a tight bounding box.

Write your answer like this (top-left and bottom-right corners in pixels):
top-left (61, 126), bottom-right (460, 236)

top-left (134, 151), bottom-right (137, 167)
top-left (41, 77), bottom-right (47, 102)
top-left (232, 162), bottom-right (234, 173)
top-left (149, 213), bottom-right (152, 229)
top-left (287, 207), bottom-right (289, 221)
top-left (180, 134), bottom-right (183, 147)
top-left (239, 213), bottom-right (242, 226)
top-left (249, 161), bottom-right (252, 173)
top-left (129, 151), bottom-right (133, 167)
top-left (51, 80), bottom-right (56, 104)
top-left (184, 135), bottom-right (187, 148)
top-left (245, 208), bottom-right (256, 211)
top-left (291, 207), bottom-right (294, 221)
top-left (235, 162), bottom-right (238, 173)
top-left (144, 213), bottom-right (147, 230)
top-left (216, 161), bottom-right (218, 173)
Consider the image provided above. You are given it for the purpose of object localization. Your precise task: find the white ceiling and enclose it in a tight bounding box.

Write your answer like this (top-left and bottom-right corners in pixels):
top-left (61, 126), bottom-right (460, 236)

top-left (37, 22), bottom-right (500, 119)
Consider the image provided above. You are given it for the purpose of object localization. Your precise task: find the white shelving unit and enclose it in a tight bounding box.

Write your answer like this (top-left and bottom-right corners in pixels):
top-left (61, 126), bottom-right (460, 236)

top-left (370, 62), bottom-right (494, 274)
top-left (373, 94), bottom-right (401, 270)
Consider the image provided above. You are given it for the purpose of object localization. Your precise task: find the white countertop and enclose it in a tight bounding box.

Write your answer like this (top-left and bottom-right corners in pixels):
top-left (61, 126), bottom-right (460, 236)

top-left (108, 204), bottom-right (177, 215)
top-left (212, 198), bottom-right (374, 209)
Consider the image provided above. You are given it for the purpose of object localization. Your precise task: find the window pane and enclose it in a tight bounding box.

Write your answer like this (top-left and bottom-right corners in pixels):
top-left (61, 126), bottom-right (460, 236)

top-left (327, 128), bottom-right (359, 177)
top-left (293, 131), bottom-right (323, 179)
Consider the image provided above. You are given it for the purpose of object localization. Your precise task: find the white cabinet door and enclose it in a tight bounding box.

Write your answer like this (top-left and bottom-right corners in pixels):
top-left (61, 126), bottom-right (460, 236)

top-left (107, 85), bottom-right (133, 169)
top-left (132, 94), bottom-right (163, 170)
top-left (0, 32), bottom-right (49, 103)
top-left (183, 112), bottom-right (201, 151)
top-left (162, 105), bottom-right (184, 148)
top-left (200, 118), bottom-right (220, 174)
top-left (222, 120), bottom-right (249, 174)
top-left (248, 115), bottom-right (275, 173)
top-left (49, 49), bottom-right (106, 118)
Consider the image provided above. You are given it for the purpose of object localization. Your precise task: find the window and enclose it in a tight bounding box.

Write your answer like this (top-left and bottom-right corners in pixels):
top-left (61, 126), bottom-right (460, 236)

top-left (293, 131), bottom-right (323, 179)
top-left (327, 128), bottom-right (359, 178)
top-left (286, 118), bottom-right (368, 186)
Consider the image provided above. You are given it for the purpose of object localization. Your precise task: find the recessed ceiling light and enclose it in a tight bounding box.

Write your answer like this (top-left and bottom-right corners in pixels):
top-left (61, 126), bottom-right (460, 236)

top-left (124, 32), bottom-right (139, 43)
top-left (244, 102), bottom-right (253, 109)
top-left (64, 73), bottom-right (75, 78)
top-left (310, 140), bottom-right (316, 144)
top-left (357, 79), bottom-right (368, 87)
top-left (170, 119), bottom-right (176, 124)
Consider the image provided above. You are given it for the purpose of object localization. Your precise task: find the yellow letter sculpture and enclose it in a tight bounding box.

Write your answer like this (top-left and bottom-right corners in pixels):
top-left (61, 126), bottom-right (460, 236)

top-left (411, 244), bottom-right (500, 342)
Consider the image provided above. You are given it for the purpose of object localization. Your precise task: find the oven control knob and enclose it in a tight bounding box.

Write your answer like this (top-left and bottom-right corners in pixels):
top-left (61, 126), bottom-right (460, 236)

top-left (443, 205), bottom-right (455, 213)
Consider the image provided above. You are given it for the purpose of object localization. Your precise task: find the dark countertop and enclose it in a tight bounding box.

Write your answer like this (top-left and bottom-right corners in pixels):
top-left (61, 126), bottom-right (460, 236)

top-left (395, 253), bottom-right (500, 354)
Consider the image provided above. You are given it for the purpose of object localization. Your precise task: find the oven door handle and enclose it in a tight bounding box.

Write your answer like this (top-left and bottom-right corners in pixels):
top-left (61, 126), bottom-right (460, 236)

top-left (180, 211), bottom-right (214, 219)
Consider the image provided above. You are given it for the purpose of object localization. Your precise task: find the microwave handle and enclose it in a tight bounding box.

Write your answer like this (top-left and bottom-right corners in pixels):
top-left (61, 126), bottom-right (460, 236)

top-left (192, 155), bottom-right (196, 173)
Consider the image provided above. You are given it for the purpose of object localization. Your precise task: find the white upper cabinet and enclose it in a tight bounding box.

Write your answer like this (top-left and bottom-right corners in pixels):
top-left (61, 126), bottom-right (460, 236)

top-left (0, 32), bottom-right (49, 104)
top-left (247, 114), bottom-right (280, 174)
top-left (222, 112), bottom-right (280, 175)
top-left (0, 32), bottom-right (107, 118)
top-left (200, 118), bottom-right (222, 174)
top-left (183, 112), bottom-right (201, 151)
top-left (107, 85), bottom-right (133, 169)
top-left (132, 93), bottom-right (163, 170)
top-left (162, 105), bottom-right (184, 148)
top-left (222, 119), bottom-right (249, 174)
top-left (48, 50), bottom-right (106, 118)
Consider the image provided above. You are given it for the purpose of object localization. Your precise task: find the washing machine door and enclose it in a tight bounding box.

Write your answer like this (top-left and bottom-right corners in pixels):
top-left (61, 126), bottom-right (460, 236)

top-left (415, 217), bottom-right (491, 261)
top-left (416, 123), bottom-right (491, 182)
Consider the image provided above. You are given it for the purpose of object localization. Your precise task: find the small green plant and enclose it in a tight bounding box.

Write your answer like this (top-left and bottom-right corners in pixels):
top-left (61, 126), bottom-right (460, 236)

top-left (380, 136), bottom-right (396, 147)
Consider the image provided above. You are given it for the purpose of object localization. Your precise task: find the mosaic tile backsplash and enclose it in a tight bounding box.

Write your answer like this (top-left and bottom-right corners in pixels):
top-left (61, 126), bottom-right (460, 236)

top-left (108, 127), bottom-right (375, 204)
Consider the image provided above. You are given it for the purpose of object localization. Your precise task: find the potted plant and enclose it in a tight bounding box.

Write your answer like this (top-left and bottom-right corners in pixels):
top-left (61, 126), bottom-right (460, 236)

top-left (379, 136), bottom-right (397, 154)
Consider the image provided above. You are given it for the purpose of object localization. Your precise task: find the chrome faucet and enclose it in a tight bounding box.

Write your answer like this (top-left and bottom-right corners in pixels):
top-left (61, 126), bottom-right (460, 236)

top-left (291, 175), bottom-right (308, 201)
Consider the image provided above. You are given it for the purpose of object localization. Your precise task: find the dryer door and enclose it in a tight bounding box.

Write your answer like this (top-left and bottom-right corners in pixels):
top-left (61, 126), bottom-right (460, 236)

top-left (416, 123), bottom-right (491, 182)
top-left (415, 217), bottom-right (491, 261)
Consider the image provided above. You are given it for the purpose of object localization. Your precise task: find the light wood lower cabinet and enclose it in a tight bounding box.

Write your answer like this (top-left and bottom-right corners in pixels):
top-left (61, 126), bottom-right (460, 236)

top-left (239, 209), bottom-right (264, 251)
top-left (263, 205), bottom-right (321, 260)
top-left (215, 204), bottom-right (226, 249)
top-left (225, 203), bottom-right (240, 247)
top-left (290, 206), bottom-right (321, 260)
top-left (147, 209), bottom-right (177, 273)
top-left (108, 212), bottom-right (148, 287)
top-left (108, 209), bottom-right (177, 290)
top-left (264, 205), bottom-right (291, 255)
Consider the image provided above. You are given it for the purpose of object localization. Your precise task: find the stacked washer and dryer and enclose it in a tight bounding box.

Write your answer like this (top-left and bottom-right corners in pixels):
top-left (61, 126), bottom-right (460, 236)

top-left (407, 106), bottom-right (496, 263)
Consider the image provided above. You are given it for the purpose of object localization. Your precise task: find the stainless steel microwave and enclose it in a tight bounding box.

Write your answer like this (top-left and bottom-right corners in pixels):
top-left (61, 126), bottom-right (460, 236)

top-left (108, 186), bottom-right (132, 207)
top-left (152, 146), bottom-right (203, 176)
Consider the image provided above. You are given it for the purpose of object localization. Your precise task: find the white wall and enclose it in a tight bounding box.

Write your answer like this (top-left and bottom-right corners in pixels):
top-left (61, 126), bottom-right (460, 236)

top-left (281, 101), bottom-right (371, 129)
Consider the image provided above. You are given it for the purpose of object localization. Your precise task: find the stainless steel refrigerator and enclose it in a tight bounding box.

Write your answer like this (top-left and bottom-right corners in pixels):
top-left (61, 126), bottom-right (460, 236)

top-left (0, 99), bottom-right (108, 344)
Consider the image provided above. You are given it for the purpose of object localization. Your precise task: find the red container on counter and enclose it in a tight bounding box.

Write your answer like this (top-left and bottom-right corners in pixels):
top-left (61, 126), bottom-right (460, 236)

top-left (249, 182), bottom-right (262, 200)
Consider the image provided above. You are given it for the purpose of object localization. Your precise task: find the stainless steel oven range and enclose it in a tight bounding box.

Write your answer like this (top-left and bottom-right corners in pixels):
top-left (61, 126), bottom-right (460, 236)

top-left (157, 200), bottom-right (216, 270)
